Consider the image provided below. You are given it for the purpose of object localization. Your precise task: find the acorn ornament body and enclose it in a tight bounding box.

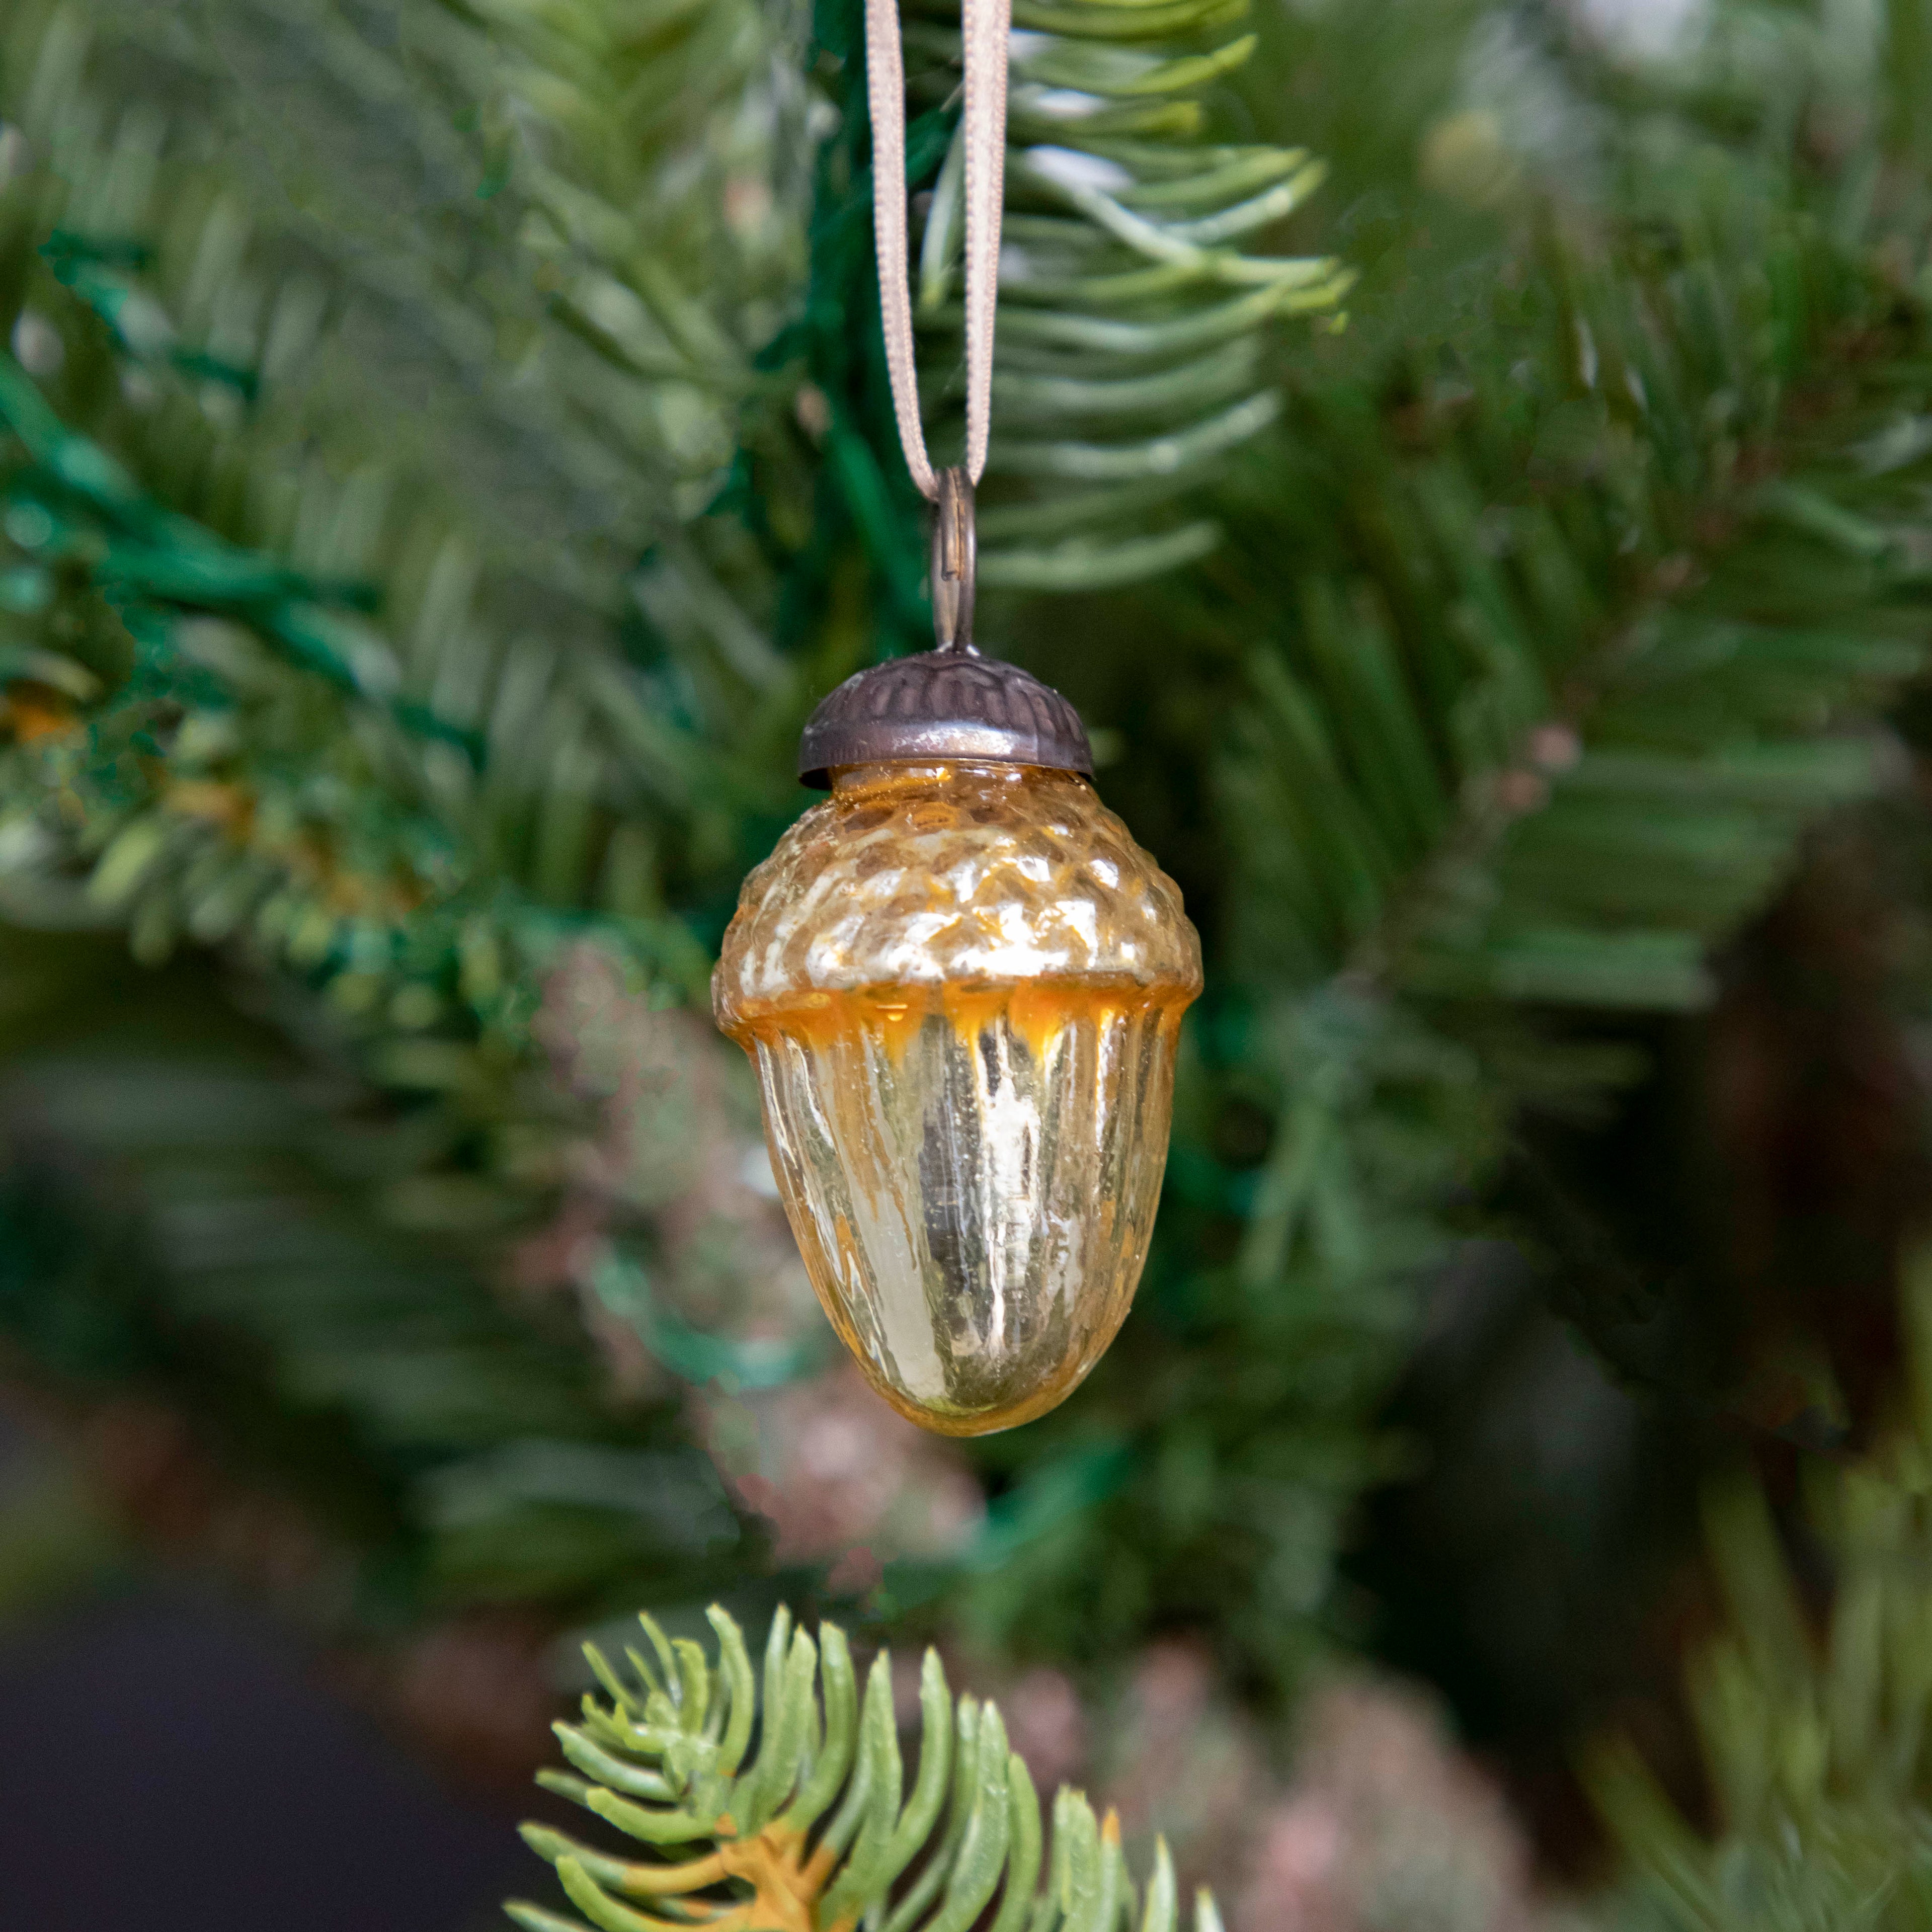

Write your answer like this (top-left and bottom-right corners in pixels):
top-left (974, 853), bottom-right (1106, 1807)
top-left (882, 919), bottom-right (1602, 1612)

top-left (713, 478), bottom-right (1202, 1435)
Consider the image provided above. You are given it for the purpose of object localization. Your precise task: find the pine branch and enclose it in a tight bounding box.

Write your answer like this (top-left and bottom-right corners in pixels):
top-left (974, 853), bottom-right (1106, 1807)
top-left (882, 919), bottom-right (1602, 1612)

top-left (949, 0), bottom-right (1932, 1700)
top-left (1212, 98), bottom-right (1932, 1007)
top-left (2, 0), bottom-right (814, 921)
top-left (915, 0), bottom-right (1347, 590)
top-left (13, 0), bottom-right (1932, 1770)
top-left (510, 1602), bottom-right (1221, 1932)
top-left (1587, 1254), bottom-right (1932, 1926)
top-left (0, 2), bottom-right (818, 1633)
top-left (779, 0), bottom-right (1348, 606)
top-left (0, 0), bottom-right (823, 1344)
top-left (0, 926), bottom-right (756, 1629)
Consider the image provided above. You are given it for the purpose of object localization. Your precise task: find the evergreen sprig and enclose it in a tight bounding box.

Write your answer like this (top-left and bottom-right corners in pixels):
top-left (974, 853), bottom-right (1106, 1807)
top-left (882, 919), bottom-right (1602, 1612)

top-left (1220, 118), bottom-right (1932, 1009)
top-left (512, 1602), bottom-right (1219, 1932)
top-left (946, 0), bottom-right (1932, 1701)
top-left (746, 0), bottom-right (1348, 657)
top-left (897, 0), bottom-right (1349, 591)
top-left (0, 0), bottom-right (797, 1631)
top-left (8, 0), bottom-right (1932, 1796)
top-left (0, 0), bottom-right (803, 935)
top-left (1590, 1258), bottom-right (1932, 1926)
top-left (0, 924), bottom-right (755, 1629)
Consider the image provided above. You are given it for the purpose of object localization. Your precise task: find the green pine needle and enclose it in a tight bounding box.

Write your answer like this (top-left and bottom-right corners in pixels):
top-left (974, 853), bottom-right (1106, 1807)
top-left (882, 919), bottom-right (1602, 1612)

top-left (1588, 1252), bottom-right (1932, 1926)
top-left (511, 1603), bottom-right (1211, 1932)
top-left (900, 0), bottom-right (1349, 589)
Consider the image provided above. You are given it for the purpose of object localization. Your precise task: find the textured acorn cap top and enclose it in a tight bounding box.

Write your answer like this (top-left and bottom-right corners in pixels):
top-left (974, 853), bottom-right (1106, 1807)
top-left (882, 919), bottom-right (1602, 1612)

top-left (797, 647), bottom-right (1093, 787)
top-left (714, 763), bottom-right (1201, 1035)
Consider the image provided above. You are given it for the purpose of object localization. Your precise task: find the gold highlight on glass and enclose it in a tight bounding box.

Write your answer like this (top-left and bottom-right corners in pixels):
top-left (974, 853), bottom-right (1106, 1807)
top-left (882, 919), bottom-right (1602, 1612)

top-left (713, 761), bottom-right (1202, 1435)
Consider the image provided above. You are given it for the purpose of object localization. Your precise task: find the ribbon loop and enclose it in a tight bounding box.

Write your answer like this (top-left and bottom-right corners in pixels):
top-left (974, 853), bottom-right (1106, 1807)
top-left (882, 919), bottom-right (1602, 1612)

top-left (865, 0), bottom-right (1010, 504)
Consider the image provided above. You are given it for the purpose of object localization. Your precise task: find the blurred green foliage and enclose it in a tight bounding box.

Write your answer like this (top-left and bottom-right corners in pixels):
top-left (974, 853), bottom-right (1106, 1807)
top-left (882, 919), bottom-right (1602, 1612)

top-left (1593, 1254), bottom-right (1932, 1926)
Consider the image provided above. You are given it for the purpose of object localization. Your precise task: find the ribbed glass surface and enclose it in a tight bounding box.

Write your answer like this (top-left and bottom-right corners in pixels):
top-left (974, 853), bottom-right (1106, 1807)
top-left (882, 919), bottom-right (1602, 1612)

top-left (715, 762), bottom-right (1200, 1435)
top-left (746, 987), bottom-right (1182, 1432)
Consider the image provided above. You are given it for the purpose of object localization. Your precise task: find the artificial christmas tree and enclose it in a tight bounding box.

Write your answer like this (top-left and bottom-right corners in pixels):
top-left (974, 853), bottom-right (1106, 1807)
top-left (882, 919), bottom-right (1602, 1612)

top-left (4, 0), bottom-right (1932, 1921)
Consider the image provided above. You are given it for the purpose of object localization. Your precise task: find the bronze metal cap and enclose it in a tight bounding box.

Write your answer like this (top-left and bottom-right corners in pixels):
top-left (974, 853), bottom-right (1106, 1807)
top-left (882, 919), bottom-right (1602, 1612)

top-left (797, 465), bottom-right (1093, 787)
top-left (797, 649), bottom-right (1094, 788)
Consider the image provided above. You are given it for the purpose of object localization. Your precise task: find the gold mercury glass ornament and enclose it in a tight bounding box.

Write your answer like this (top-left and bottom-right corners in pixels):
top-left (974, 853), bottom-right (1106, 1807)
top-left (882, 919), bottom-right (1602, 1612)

top-left (713, 472), bottom-right (1202, 1435)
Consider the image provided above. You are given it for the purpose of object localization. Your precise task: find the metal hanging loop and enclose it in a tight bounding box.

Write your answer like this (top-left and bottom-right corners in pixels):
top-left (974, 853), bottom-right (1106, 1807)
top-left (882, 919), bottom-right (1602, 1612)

top-left (930, 467), bottom-right (977, 653)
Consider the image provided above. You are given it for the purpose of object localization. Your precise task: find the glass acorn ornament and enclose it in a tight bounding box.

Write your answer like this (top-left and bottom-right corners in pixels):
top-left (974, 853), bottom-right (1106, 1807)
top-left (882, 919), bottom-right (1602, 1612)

top-left (713, 472), bottom-right (1201, 1435)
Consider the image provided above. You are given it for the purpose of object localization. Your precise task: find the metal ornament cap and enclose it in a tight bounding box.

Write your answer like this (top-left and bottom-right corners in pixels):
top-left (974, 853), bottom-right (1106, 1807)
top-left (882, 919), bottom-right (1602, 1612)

top-left (798, 469), bottom-right (1092, 786)
top-left (797, 649), bottom-right (1094, 788)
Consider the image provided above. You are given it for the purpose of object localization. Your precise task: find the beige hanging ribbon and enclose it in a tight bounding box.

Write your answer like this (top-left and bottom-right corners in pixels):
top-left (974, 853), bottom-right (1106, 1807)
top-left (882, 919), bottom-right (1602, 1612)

top-left (864, 0), bottom-right (1011, 501)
